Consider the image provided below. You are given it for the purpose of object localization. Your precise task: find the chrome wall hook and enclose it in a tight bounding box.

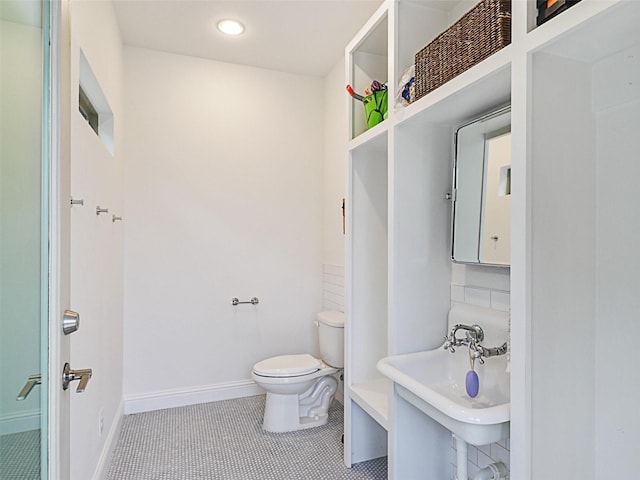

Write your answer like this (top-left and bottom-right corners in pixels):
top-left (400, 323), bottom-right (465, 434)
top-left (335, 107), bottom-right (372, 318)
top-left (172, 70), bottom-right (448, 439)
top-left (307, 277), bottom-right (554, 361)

top-left (96, 206), bottom-right (109, 215)
top-left (112, 215), bottom-right (123, 223)
top-left (71, 197), bottom-right (84, 206)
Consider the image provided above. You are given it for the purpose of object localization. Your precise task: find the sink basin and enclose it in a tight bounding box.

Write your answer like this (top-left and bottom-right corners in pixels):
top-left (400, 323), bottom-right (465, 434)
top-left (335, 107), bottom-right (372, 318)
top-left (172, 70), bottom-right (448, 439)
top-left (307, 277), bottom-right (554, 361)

top-left (377, 344), bottom-right (510, 446)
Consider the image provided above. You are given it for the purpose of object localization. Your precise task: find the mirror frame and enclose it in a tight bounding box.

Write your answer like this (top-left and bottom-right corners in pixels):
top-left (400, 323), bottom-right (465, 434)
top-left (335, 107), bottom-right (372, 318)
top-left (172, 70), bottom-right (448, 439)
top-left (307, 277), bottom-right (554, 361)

top-left (450, 104), bottom-right (511, 267)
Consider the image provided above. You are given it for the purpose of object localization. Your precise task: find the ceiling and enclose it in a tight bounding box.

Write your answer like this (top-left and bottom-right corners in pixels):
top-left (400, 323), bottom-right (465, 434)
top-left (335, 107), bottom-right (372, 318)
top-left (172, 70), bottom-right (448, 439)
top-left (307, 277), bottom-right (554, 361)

top-left (112, 0), bottom-right (384, 77)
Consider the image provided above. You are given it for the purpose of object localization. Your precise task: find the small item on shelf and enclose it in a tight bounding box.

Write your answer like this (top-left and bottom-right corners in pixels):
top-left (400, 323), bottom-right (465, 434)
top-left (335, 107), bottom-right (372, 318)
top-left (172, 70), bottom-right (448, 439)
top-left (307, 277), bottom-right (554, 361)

top-left (346, 84), bottom-right (364, 101)
top-left (396, 64), bottom-right (415, 107)
top-left (536, 0), bottom-right (582, 26)
top-left (345, 81), bottom-right (389, 129)
top-left (363, 89), bottom-right (388, 128)
top-left (370, 80), bottom-right (385, 92)
top-left (414, 0), bottom-right (511, 101)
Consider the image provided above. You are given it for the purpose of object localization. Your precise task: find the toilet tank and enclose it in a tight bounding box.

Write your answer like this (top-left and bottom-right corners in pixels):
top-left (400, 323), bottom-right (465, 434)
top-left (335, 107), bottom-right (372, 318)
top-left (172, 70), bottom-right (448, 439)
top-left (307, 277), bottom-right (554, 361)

top-left (317, 311), bottom-right (344, 368)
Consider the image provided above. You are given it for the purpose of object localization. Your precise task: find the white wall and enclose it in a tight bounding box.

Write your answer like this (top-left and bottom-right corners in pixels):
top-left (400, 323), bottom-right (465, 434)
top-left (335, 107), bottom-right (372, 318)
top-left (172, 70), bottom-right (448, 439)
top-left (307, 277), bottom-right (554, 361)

top-left (0, 17), bottom-right (42, 435)
top-left (323, 59), bottom-right (347, 269)
top-left (122, 47), bottom-right (325, 409)
top-left (68, 1), bottom-right (124, 478)
top-left (593, 46), bottom-right (640, 479)
top-left (595, 100), bottom-right (640, 480)
top-left (530, 52), bottom-right (596, 480)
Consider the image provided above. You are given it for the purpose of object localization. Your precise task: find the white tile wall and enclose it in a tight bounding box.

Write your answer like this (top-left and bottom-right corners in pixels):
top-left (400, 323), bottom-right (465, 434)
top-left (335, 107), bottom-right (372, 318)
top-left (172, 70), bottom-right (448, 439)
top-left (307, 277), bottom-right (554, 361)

top-left (322, 264), bottom-right (345, 404)
top-left (451, 438), bottom-right (511, 480)
top-left (322, 264), bottom-right (344, 312)
top-left (450, 285), bottom-right (510, 312)
top-left (449, 283), bottom-right (510, 479)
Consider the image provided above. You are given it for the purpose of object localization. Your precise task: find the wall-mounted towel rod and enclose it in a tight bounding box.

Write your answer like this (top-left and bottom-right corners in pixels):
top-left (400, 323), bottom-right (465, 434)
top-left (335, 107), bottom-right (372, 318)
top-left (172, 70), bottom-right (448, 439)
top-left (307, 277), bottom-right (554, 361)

top-left (231, 297), bottom-right (259, 306)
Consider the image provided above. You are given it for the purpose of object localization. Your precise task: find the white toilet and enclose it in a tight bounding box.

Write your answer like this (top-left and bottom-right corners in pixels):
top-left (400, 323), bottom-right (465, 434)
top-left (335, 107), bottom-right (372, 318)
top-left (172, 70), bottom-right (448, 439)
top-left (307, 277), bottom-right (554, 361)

top-left (251, 310), bottom-right (344, 432)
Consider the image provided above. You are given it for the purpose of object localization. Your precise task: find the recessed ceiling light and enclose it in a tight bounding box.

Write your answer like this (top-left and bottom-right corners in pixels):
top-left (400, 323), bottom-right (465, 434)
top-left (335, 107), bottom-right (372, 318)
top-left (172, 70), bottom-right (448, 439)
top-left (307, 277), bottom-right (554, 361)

top-left (217, 19), bottom-right (245, 36)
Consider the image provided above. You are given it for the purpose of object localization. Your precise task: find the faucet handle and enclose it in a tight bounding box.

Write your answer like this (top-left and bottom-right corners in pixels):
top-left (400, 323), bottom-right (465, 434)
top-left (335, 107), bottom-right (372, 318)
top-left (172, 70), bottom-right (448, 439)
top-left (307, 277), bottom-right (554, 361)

top-left (443, 336), bottom-right (455, 353)
top-left (469, 341), bottom-right (486, 364)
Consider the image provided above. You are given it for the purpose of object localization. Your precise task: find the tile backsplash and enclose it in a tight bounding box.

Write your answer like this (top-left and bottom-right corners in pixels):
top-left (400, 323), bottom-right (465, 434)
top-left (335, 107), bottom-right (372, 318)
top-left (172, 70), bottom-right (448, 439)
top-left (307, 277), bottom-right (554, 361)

top-left (322, 264), bottom-right (344, 312)
top-left (451, 437), bottom-right (511, 480)
top-left (450, 283), bottom-right (510, 479)
top-left (323, 264), bottom-right (345, 404)
top-left (450, 284), bottom-right (510, 312)
top-left (328, 266), bottom-right (510, 314)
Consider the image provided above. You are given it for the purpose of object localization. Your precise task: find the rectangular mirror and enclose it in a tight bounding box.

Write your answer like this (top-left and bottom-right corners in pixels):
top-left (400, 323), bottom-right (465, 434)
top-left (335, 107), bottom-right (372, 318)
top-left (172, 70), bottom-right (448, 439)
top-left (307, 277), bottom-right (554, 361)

top-left (451, 106), bottom-right (511, 266)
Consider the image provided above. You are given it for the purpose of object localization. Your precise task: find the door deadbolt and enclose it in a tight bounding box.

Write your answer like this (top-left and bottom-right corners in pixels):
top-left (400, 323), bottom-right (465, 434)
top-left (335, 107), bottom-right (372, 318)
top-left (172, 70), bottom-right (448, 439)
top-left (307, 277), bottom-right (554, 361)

top-left (62, 309), bottom-right (80, 335)
top-left (62, 363), bottom-right (92, 393)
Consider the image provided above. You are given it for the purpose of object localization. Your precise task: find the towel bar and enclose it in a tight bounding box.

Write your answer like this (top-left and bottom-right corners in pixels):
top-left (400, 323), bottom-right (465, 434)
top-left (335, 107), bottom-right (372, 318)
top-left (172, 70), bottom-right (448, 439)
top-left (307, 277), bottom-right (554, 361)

top-left (231, 297), bottom-right (259, 306)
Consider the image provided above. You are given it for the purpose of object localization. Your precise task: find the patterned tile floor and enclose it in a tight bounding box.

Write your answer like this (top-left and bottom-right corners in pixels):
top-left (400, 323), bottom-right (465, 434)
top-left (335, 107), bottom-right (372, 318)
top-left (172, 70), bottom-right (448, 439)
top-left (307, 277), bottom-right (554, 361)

top-left (106, 395), bottom-right (387, 479)
top-left (0, 429), bottom-right (40, 480)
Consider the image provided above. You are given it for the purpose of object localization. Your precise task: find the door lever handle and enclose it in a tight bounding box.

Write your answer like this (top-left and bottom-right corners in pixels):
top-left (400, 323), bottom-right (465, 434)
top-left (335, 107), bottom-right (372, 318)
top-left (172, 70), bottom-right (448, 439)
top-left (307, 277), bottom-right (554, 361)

top-left (62, 363), bottom-right (92, 393)
top-left (17, 374), bottom-right (42, 400)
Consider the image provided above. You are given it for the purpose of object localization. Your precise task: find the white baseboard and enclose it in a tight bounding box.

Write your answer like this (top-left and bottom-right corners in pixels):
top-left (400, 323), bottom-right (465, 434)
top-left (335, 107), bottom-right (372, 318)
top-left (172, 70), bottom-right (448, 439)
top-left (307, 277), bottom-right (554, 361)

top-left (92, 401), bottom-right (124, 480)
top-left (123, 380), bottom-right (263, 415)
top-left (0, 409), bottom-right (40, 436)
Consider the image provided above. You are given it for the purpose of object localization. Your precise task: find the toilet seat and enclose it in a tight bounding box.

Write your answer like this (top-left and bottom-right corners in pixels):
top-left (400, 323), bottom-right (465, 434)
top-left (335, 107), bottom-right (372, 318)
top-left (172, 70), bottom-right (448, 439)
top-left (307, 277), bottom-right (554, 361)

top-left (253, 354), bottom-right (321, 378)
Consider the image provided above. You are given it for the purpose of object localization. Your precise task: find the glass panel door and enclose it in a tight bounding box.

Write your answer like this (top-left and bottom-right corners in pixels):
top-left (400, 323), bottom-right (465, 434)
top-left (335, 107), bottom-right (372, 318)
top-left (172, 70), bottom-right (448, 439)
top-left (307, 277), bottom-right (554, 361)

top-left (0, 1), bottom-right (48, 478)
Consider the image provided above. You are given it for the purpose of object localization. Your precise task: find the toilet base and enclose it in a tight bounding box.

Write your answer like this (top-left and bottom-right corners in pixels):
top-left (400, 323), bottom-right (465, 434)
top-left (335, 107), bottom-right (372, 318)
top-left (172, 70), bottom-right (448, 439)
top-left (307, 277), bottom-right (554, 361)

top-left (261, 375), bottom-right (338, 432)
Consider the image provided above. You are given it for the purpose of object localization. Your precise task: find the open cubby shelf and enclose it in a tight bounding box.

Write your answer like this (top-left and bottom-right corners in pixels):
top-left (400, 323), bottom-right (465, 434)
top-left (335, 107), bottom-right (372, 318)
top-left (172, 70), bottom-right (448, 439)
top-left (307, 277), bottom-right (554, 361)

top-left (344, 1), bottom-right (640, 478)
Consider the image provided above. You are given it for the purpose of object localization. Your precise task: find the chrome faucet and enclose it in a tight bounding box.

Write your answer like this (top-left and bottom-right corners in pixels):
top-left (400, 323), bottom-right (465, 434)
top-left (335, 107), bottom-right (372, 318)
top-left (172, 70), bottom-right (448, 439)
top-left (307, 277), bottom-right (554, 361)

top-left (443, 323), bottom-right (508, 363)
top-left (443, 323), bottom-right (484, 352)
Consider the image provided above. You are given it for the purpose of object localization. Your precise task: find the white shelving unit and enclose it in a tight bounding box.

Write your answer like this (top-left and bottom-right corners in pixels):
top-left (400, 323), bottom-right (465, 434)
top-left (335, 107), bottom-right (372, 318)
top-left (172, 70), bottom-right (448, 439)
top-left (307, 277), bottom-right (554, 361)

top-left (344, 0), bottom-right (640, 478)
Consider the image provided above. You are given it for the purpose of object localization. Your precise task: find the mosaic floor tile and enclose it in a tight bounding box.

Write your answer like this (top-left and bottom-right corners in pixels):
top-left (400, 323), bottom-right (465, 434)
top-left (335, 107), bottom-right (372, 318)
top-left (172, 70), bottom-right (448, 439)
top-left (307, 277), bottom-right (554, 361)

top-left (106, 395), bottom-right (387, 479)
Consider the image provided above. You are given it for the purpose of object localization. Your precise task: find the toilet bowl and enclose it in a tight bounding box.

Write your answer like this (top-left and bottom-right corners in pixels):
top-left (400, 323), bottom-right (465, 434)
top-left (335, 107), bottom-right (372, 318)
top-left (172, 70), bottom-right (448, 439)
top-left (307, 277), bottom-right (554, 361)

top-left (251, 311), bottom-right (344, 432)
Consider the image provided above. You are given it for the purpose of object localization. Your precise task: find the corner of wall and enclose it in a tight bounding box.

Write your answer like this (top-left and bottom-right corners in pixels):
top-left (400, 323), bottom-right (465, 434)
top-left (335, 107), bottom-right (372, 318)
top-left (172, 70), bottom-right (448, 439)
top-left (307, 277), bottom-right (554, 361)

top-left (91, 401), bottom-right (124, 480)
top-left (323, 57), bottom-right (348, 268)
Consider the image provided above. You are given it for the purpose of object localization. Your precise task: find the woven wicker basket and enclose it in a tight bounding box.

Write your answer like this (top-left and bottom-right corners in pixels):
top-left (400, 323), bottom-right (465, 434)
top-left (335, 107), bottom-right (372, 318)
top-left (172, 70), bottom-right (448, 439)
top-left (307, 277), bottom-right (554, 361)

top-left (414, 0), bottom-right (511, 101)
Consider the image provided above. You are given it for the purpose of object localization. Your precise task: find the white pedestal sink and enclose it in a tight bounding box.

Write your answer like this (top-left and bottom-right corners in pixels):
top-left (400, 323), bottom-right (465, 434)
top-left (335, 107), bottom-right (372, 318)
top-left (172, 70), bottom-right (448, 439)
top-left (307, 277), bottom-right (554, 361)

top-left (377, 303), bottom-right (510, 446)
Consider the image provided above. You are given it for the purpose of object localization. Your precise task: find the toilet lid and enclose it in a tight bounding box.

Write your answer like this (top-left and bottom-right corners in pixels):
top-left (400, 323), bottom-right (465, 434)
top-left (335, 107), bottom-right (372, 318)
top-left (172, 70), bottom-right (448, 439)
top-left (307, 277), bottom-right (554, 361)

top-left (253, 354), bottom-right (321, 377)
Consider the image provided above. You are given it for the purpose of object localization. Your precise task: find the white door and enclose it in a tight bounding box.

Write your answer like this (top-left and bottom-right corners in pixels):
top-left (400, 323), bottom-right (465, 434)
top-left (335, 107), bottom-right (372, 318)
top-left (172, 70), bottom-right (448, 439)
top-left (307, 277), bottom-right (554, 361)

top-left (0, 1), bottom-right (70, 478)
top-left (48, 1), bottom-right (73, 478)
